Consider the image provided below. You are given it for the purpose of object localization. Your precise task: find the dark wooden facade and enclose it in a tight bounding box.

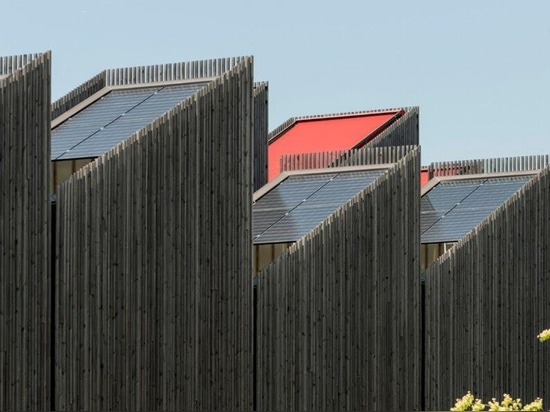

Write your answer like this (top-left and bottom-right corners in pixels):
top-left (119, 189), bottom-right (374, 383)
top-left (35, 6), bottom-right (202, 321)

top-left (256, 148), bottom-right (421, 411)
top-left (55, 58), bottom-right (254, 410)
top-left (364, 106), bottom-right (419, 149)
top-left (0, 52), bottom-right (51, 410)
top-left (4, 49), bottom-right (550, 411)
top-left (424, 165), bottom-right (550, 410)
top-left (253, 82), bottom-right (268, 191)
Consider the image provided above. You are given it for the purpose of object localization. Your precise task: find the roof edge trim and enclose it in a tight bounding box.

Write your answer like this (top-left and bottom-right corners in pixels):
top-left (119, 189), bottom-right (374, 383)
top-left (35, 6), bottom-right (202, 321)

top-left (421, 170), bottom-right (539, 197)
top-left (268, 107), bottom-right (414, 143)
top-left (51, 78), bottom-right (216, 129)
top-left (253, 163), bottom-right (395, 203)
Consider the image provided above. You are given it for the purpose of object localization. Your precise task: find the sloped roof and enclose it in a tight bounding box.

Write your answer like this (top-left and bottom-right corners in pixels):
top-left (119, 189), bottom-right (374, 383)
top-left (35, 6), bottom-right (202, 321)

top-left (253, 165), bottom-right (391, 244)
top-left (52, 82), bottom-right (209, 160)
top-left (51, 57), bottom-right (248, 161)
top-left (421, 172), bottom-right (536, 243)
top-left (267, 109), bottom-right (404, 180)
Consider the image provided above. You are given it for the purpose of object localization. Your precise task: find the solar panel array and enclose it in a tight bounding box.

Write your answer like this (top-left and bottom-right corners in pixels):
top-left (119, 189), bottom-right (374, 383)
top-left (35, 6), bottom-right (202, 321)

top-left (51, 82), bottom-right (209, 160)
top-left (253, 169), bottom-right (386, 244)
top-left (421, 175), bottom-right (534, 243)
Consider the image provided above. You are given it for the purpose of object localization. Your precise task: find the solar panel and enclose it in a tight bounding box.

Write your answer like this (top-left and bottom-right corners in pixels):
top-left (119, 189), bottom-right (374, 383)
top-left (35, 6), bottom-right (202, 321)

top-left (253, 169), bottom-right (385, 244)
top-left (52, 82), bottom-right (209, 160)
top-left (421, 175), bottom-right (533, 243)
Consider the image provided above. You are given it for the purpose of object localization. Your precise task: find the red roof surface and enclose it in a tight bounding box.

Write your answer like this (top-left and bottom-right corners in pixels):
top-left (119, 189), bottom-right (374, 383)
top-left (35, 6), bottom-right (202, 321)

top-left (268, 111), bottom-right (401, 180)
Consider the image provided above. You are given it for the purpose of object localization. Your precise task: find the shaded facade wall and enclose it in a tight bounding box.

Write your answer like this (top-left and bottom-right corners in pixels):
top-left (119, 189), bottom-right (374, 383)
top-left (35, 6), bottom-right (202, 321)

top-left (253, 82), bottom-right (268, 191)
top-left (424, 165), bottom-right (550, 410)
top-left (257, 148), bottom-right (421, 411)
top-left (0, 52), bottom-right (51, 410)
top-left (56, 58), bottom-right (254, 411)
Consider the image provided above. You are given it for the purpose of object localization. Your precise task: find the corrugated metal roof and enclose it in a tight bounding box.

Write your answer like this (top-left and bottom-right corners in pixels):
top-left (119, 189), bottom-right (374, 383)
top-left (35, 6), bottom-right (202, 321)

top-left (51, 82), bottom-right (209, 160)
top-left (253, 168), bottom-right (387, 244)
top-left (421, 175), bottom-right (534, 243)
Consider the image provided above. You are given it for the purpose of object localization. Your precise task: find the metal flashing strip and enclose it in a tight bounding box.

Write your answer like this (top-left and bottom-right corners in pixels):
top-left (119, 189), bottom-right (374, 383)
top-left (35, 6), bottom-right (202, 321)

top-left (253, 163), bottom-right (395, 202)
top-left (268, 108), bottom-right (406, 143)
top-left (51, 78), bottom-right (216, 129)
top-left (421, 173), bottom-right (536, 244)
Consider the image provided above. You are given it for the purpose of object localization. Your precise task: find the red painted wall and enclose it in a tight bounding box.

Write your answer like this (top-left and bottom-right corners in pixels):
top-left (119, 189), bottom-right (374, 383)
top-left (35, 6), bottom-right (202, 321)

top-left (268, 112), bottom-right (399, 180)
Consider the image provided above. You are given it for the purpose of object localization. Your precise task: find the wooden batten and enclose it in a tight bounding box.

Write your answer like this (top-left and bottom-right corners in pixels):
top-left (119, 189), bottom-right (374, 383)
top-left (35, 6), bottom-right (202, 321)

top-left (0, 51), bottom-right (51, 410)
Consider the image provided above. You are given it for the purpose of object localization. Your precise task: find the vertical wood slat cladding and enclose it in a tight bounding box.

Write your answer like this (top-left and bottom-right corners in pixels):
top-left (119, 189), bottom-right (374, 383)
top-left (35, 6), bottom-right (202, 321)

top-left (424, 165), bottom-right (550, 410)
top-left (257, 148), bottom-right (421, 411)
top-left (56, 57), bottom-right (253, 411)
top-left (104, 56), bottom-right (248, 86)
top-left (253, 82), bottom-right (268, 191)
top-left (50, 71), bottom-right (106, 120)
top-left (428, 155), bottom-right (550, 179)
top-left (0, 52), bottom-right (51, 411)
top-left (280, 145), bottom-right (415, 173)
top-left (364, 106), bottom-right (419, 149)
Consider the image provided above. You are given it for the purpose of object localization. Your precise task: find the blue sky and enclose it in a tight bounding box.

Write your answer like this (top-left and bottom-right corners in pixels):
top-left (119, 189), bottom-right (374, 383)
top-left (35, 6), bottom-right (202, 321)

top-left (2, 0), bottom-right (549, 164)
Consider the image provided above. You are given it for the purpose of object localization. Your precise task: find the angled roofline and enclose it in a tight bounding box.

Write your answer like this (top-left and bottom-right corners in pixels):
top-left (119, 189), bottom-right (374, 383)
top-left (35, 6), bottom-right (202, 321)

top-left (421, 170), bottom-right (540, 197)
top-left (51, 77), bottom-right (216, 129)
top-left (0, 51), bottom-right (51, 77)
top-left (51, 56), bottom-right (251, 120)
top-left (427, 153), bottom-right (550, 179)
top-left (253, 163), bottom-right (395, 203)
top-left (268, 107), bottom-right (413, 144)
top-left (427, 163), bottom-right (550, 266)
top-left (73, 56), bottom-right (255, 178)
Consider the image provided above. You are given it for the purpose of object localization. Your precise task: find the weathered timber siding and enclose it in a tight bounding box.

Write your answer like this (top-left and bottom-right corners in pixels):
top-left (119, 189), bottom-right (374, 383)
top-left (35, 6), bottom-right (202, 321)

top-left (424, 165), bottom-right (550, 410)
top-left (104, 57), bottom-right (247, 86)
top-left (0, 52), bottom-right (51, 411)
top-left (280, 145), bottom-right (415, 172)
top-left (280, 150), bottom-right (345, 171)
top-left (56, 57), bottom-right (254, 411)
top-left (253, 82), bottom-right (268, 191)
top-left (332, 145), bottom-right (415, 167)
top-left (364, 106), bottom-right (419, 149)
top-left (257, 148), bottom-right (421, 411)
top-left (51, 71), bottom-right (106, 119)
top-left (428, 154), bottom-right (550, 179)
